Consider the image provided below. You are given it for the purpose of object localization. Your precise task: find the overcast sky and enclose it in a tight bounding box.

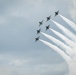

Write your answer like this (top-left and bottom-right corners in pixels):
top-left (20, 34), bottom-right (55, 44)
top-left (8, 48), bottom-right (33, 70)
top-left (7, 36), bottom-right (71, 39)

top-left (0, 0), bottom-right (76, 75)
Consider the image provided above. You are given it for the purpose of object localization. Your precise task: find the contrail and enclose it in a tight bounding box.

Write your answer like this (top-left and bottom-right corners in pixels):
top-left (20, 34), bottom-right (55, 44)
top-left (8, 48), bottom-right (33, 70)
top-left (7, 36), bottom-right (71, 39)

top-left (39, 39), bottom-right (76, 75)
top-left (39, 39), bottom-right (71, 61)
top-left (50, 28), bottom-right (76, 48)
top-left (38, 14), bottom-right (76, 75)
top-left (50, 20), bottom-right (76, 42)
top-left (59, 14), bottom-right (76, 31)
top-left (41, 32), bottom-right (74, 56)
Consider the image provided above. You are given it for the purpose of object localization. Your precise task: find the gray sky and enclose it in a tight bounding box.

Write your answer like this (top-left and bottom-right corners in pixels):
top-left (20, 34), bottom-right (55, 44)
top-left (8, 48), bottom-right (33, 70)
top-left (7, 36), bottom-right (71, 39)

top-left (0, 0), bottom-right (76, 75)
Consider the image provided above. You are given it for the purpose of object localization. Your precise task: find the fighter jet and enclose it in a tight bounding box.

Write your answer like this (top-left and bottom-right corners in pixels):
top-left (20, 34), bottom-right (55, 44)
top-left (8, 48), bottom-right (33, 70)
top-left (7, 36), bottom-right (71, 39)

top-left (35, 36), bottom-right (40, 42)
top-left (46, 15), bottom-right (51, 21)
top-left (45, 25), bottom-right (50, 30)
top-left (55, 10), bottom-right (59, 16)
top-left (39, 20), bottom-right (44, 26)
top-left (37, 28), bottom-right (41, 34)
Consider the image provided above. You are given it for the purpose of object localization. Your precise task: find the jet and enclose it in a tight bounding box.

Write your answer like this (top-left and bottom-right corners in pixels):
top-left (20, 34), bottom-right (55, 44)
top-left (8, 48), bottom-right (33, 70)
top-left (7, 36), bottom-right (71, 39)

top-left (37, 28), bottom-right (41, 34)
top-left (46, 15), bottom-right (51, 21)
top-left (55, 10), bottom-right (59, 16)
top-left (39, 20), bottom-right (44, 26)
top-left (46, 25), bottom-right (50, 30)
top-left (35, 36), bottom-right (40, 42)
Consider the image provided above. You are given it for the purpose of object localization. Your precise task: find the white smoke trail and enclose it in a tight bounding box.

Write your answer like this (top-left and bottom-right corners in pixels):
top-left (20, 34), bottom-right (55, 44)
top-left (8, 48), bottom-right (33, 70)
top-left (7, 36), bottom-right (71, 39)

top-left (49, 28), bottom-right (76, 62)
top-left (39, 39), bottom-right (76, 75)
top-left (41, 32), bottom-right (74, 56)
top-left (59, 15), bottom-right (76, 64)
top-left (51, 20), bottom-right (76, 42)
top-left (50, 28), bottom-right (76, 48)
top-left (39, 39), bottom-right (71, 61)
top-left (59, 14), bottom-right (76, 31)
top-left (40, 39), bottom-right (76, 75)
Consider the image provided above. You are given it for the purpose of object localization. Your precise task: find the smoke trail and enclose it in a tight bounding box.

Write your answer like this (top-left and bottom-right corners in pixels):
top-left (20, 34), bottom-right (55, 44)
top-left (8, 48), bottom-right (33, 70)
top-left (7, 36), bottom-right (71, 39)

top-left (51, 20), bottom-right (76, 42)
top-left (59, 14), bottom-right (76, 31)
top-left (39, 39), bottom-right (71, 61)
top-left (41, 32), bottom-right (74, 56)
top-left (50, 28), bottom-right (76, 48)
top-left (40, 39), bottom-right (76, 75)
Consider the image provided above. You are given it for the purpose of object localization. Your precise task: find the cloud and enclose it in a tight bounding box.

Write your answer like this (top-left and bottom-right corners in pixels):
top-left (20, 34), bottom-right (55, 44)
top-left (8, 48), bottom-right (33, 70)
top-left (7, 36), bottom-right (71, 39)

top-left (9, 59), bottom-right (27, 66)
top-left (0, 54), bottom-right (68, 75)
top-left (0, 0), bottom-right (72, 75)
top-left (0, 62), bottom-right (67, 75)
top-left (0, 54), bottom-right (28, 66)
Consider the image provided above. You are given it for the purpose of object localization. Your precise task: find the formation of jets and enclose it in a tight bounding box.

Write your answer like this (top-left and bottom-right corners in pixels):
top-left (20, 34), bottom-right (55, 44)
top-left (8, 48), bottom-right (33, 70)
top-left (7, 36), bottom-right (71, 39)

top-left (35, 10), bottom-right (59, 42)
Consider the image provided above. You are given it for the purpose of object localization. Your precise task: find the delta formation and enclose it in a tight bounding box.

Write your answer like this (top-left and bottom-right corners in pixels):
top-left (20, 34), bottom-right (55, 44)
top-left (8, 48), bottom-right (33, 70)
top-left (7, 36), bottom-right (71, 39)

top-left (35, 10), bottom-right (59, 42)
